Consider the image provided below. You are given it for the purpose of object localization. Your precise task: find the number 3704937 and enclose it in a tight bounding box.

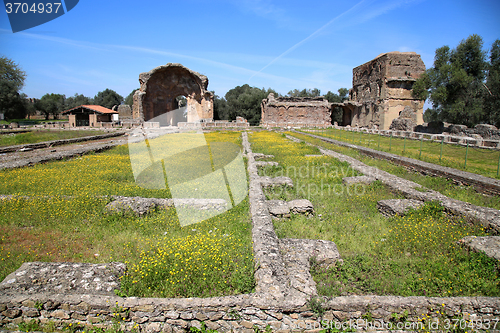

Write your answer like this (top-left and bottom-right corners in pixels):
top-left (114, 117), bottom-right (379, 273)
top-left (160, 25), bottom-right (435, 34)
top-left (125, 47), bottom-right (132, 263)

top-left (5, 3), bottom-right (62, 14)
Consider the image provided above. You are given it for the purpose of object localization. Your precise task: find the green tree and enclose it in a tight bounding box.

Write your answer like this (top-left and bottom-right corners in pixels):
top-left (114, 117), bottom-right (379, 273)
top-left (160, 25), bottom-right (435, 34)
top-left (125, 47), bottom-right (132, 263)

top-left (176, 95), bottom-right (187, 108)
top-left (223, 84), bottom-right (277, 125)
top-left (413, 34), bottom-right (489, 127)
top-left (65, 93), bottom-right (93, 109)
top-left (0, 57), bottom-right (27, 120)
top-left (324, 88), bottom-right (349, 124)
top-left (286, 88), bottom-right (321, 97)
top-left (94, 88), bottom-right (123, 109)
top-left (125, 88), bottom-right (138, 106)
top-left (37, 93), bottom-right (66, 120)
top-left (0, 57), bottom-right (26, 92)
top-left (485, 39), bottom-right (500, 127)
top-left (21, 94), bottom-right (36, 119)
top-left (212, 91), bottom-right (228, 120)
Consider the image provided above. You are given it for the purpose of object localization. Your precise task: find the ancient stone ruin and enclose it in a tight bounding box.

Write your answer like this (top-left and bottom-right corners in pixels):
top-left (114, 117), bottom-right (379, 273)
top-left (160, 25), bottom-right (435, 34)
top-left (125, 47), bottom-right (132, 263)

top-left (337, 52), bottom-right (426, 130)
top-left (389, 106), bottom-right (418, 131)
top-left (260, 93), bottom-right (331, 127)
top-left (132, 63), bottom-right (214, 125)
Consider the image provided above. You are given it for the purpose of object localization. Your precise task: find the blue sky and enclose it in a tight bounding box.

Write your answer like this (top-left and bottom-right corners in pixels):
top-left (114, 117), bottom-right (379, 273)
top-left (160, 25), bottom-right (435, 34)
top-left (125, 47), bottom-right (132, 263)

top-left (1, 0), bottom-right (499, 100)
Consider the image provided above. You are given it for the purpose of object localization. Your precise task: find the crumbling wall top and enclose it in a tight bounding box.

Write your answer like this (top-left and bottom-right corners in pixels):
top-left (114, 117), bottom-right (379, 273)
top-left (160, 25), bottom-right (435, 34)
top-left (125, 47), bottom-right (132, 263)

top-left (138, 63), bottom-right (209, 93)
top-left (263, 93), bottom-right (330, 107)
top-left (353, 52), bottom-right (425, 87)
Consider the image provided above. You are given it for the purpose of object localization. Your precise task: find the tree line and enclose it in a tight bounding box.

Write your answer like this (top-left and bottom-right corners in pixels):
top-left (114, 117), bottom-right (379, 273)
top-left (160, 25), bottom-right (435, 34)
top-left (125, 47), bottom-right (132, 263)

top-left (0, 56), bottom-right (348, 125)
top-left (0, 56), bottom-right (139, 120)
top-left (213, 85), bottom-right (349, 126)
top-left (413, 34), bottom-right (500, 128)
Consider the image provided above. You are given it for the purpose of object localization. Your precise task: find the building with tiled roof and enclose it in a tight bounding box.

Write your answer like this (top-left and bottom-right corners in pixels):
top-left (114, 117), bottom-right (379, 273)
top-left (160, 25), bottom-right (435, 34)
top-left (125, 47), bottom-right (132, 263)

top-left (62, 105), bottom-right (119, 127)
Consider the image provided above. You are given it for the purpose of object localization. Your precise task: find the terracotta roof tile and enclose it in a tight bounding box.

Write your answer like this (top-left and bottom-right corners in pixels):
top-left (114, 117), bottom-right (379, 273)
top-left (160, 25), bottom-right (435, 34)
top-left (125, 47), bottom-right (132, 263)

top-left (62, 105), bottom-right (119, 115)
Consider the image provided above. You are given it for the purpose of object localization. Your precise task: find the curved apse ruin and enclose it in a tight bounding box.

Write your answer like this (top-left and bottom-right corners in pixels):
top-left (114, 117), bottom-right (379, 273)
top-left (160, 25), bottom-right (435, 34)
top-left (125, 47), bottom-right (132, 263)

top-left (132, 63), bottom-right (214, 125)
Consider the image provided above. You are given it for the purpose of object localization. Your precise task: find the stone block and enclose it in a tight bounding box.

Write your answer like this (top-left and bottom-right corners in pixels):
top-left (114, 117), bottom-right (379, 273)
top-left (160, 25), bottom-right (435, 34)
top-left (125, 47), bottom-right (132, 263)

top-left (145, 322), bottom-right (162, 333)
top-left (164, 311), bottom-right (179, 319)
top-left (195, 313), bottom-right (208, 321)
top-left (288, 199), bottom-right (314, 214)
top-left (342, 176), bottom-right (375, 186)
top-left (458, 236), bottom-right (500, 260)
top-left (377, 199), bottom-right (424, 217)
top-left (2, 309), bottom-right (21, 318)
top-left (253, 153), bottom-right (275, 160)
top-left (22, 309), bottom-right (40, 317)
top-left (260, 176), bottom-right (294, 188)
top-left (267, 200), bottom-right (290, 217)
top-left (0, 262), bottom-right (125, 297)
top-left (241, 320), bottom-right (254, 329)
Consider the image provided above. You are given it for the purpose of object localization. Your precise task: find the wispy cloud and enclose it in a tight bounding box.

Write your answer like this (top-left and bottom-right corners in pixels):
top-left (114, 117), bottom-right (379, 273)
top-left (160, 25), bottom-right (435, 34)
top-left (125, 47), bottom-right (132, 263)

top-left (1, 29), bottom-right (107, 52)
top-left (248, 0), bottom-right (368, 80)
top-left (228, 0), bottom-right (295, 30)
top-left (4, 29), bottom-right (316, 88)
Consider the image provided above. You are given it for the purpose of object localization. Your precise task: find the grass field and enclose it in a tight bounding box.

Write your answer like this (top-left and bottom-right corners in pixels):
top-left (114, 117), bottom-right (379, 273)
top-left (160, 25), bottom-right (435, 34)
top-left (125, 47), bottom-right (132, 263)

top-left (0, 130), bottom-right (107, 147)
top-left (0, 131), bottom-right (254, 298)
top-left (305, 128), bottom-right (500, 180)
top-left (249, 131), bottom-right (499, 297)
top-left (290, 131), bottom-right (500, 211)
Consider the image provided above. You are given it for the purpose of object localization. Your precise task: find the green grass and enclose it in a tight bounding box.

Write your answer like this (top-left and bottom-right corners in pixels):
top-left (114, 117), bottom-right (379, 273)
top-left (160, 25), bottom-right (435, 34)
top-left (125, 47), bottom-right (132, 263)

top-left (307, 128), bottom-right (500, 179)
top-left (0, 119), bottom-right (68, 125)
top-left (249, 131), bottom-right (499, 297)
top-left (290, 131), bottom-right (500, 211)
top-left (0, 129), bottom-right (107, 147)
top-left (0, 131), bottom-right (254, 298)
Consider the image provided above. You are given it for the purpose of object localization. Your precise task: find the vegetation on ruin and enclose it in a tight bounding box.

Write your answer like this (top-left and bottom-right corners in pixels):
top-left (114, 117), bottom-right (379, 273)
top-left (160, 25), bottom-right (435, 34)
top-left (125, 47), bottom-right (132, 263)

top-left (250, 131), bottom-right (499, 296)
top-left (0, 129), bottom-right (108, 147)
top-left (0, 131), bottom-right (254, 298)
top-left (293, 129), bottom-right (500, 210)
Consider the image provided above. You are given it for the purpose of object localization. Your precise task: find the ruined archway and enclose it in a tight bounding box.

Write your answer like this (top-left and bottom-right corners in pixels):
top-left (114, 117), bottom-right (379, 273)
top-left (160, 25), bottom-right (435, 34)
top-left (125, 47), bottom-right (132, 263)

top-left (132, 63), bottom-right (214, 124)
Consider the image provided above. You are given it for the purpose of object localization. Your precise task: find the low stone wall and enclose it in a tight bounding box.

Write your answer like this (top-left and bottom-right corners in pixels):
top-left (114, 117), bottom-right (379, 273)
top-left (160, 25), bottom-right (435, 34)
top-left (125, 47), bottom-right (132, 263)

top-left (261, 122), bottom-right (330, 128)
top-left (178, 121), bottom-right (250, 129)
top-left (2, 293), bottom-right (500, 333)
top-left (335, 125), bottom-right (500, 149)
top-left (302, 129), bottom-right (500, 196)
top-left (291, 131), bottom-right (500, 233)
top-left (0, 131), bottom-right (126, 154)
top-left (0, 135), bottom-right (128, 170)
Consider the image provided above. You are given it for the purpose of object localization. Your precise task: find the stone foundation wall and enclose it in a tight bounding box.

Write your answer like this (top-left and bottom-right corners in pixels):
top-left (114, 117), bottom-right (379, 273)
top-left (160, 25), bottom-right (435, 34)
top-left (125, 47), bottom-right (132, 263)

top-left (1, 294), bottom-right (499, 333)
top-left (1, 131), bottom-right (499, 332)
top-left (0, 131), bottom-right (126, 154)
top-left (260, 94), bottom-right (331, 128)
top-left (302, 128), bottom-right (500, 197)
top-left (335, 125), bottom-right (500, 149)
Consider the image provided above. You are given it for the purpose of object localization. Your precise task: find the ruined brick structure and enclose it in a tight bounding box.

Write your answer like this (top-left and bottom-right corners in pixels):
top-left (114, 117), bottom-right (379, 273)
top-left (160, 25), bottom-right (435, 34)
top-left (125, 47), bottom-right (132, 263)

top-left (260, 93), bottom-right (331, 127)
top-left (133, 63), bottom-right (213, 125)
top-left (339, 52), bottom-right (426, 130)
